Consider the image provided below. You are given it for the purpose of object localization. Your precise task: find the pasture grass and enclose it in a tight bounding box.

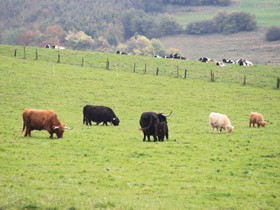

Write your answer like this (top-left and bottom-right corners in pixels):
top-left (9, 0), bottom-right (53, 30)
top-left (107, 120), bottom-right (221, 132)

top-left (173, 0), bottom-right (280, 27)
top-left (0, 45), bottom-right (279, 209)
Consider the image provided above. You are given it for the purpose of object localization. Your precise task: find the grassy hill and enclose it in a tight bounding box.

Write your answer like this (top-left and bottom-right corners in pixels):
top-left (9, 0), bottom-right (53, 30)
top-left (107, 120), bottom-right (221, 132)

top-left (0, 45), bottom-right (279, 209)
top-left (165, 0), bottom-right (280, 66)
top-left (173, 0), bottom-right (280, 27)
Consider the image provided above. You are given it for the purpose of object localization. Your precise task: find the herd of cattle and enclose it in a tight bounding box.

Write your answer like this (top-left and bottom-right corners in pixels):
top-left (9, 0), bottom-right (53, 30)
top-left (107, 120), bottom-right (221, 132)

top-left (199, 57), bottom-right (253, 67)
top-left (22, 106), bottom-right (266, 141)
top-left (117, 50), bottom-right (253, 67)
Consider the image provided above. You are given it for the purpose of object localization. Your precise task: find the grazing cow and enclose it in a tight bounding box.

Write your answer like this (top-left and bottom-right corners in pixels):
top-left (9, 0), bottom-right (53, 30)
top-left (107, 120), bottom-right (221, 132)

top-left (222, 58), bottom-right (236, 64)
top-left (153, 54), bottom-right (162, 58)
top-left (157, 121), bottom-right (169, 141)
top-left (237, 59), bottom-right (253, 66)
top-left (209, 112), bottom-right (234, 133)
top-left (249, 112), bottom-right (266, 127)
top-left (45, 44), bottom-right (50, 48)
top-left (166, 53), bottom-right (186, 60)
top-left (116, 50), bottom-right (128, 55)
top-left (139, 111), bottom-right (172, 142)
top-left (22, 109), bottom-right (67, 139)
top-left (199, 57), bottom-right (216, 63)
top-left (83, 105), bottom-right (120, 126)
top-left (216, 61), bottom-right (226, 67)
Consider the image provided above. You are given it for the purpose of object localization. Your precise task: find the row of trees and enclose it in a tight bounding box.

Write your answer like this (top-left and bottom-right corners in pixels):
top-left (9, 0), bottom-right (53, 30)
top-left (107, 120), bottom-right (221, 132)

top-left (186, 12), bottom-right (257, 35)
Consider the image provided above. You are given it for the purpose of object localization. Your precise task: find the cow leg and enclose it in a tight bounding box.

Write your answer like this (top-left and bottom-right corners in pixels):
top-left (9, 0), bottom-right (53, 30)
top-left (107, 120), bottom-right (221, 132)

top-left (143, 133), bottom-right (146, 141)
top-left (24, 128), bottom-right (28, 137)
top-left (49, 132), bottom-right (53, 139)
top-left (153, 135), bottom-right (157, 142)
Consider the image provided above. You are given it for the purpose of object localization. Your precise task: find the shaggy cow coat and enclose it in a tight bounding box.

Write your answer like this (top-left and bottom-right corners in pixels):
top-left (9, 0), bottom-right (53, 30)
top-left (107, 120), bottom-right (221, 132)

top-left (249, 112), bottom-right (266, 127)
top-left (209, 112), bottom-right (234, 133)
top-left (157, 121), bottom-right (169, 141)
top-left (22, 109), bottom-right (65, 138)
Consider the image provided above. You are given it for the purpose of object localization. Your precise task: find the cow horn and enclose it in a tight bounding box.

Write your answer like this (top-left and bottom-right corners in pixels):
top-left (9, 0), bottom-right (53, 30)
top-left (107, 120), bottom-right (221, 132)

top-left (64, 125), bottom-right (72, 130)
top-left (162, 111), bottom-right (172, 117)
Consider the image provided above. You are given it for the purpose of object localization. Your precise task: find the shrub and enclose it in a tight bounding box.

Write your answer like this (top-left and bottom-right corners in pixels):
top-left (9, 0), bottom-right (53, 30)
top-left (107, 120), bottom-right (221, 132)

top-left (186, 20), bottom-right (216, 35)
top-left (186, 11), bottom-right (257, 35)
top-left (266, 27), bottom-right (280, 41)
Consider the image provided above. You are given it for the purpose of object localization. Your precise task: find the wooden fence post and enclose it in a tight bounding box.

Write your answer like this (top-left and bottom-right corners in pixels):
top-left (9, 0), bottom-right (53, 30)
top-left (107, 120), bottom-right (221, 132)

top-left (144, 63), bottom-right (147, 74)
top-left (106, 58), bottom-right (109, 69)
top-left (35, 49), bottom-right (38, 60)
top-left (57, 52), bottom-right (60, 63)
top-left (81, 58), bottom-right (84, 67)
top-left (210, 70), bottom-right (215, 81)
top-left (23, 47), bottom-right (26, 59)
top-left (156, 67), bottom-right (159, 75)
top-left (14, 49), bottom-right (17, 57)
top-left (184, 69), bottom-right (188, 79)
top-left (243, 75), bottom-right (246, 86)
top-left (133, 63), bottom-right (136, 72)
top-left (177, 65), bottom-right (179, 78)
top-left (277, 77), bottom-right (280, 89)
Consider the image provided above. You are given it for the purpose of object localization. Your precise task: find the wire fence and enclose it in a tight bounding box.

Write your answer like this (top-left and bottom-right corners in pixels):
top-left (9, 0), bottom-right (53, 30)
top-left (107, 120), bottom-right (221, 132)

top-left (8, 46), bottom-right (280, 89)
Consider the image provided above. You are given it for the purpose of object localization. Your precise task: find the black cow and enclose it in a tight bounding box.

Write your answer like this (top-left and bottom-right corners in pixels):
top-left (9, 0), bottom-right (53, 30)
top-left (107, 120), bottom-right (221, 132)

top-left (139, 111), bottom-right (171, 142)
top-left (157, 121), bottom-right (169, 141)
top-left (83, 105), bottom-right (120, 126)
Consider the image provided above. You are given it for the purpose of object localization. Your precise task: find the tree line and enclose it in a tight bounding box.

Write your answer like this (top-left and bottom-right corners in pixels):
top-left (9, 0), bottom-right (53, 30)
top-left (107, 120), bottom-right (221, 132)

top-left (2, 0), bottom-right (276, 54)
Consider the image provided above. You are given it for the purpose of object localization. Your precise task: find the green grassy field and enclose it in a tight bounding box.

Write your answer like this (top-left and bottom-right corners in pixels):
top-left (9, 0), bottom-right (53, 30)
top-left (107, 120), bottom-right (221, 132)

top-left (174, 0), bottom-right (280, 27)
top-left (0, 45), bottom-right (279, 209)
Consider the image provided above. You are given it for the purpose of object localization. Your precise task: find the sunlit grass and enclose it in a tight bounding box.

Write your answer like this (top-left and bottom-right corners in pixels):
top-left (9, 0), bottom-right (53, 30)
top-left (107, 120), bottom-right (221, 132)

top-left (0, 45), bottom-right (279, 209)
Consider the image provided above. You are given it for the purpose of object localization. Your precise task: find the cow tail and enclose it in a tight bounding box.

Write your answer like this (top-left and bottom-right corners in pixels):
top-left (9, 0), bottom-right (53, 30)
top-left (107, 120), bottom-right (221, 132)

top-left (83, 114), bottom-right (86, 124)
top-left (22, 121), bottom-right (26, 133)
top-left (140, 116), bottom-right (153, 131)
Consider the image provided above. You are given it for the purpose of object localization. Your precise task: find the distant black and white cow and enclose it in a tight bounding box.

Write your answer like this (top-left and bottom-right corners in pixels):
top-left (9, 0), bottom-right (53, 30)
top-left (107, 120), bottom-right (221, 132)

top-left (237, 59), bottom-right (253, 66)
top-left (117, 50), bottom-right (128, 55)
top-left (45, 44), bottom-right (50, 48)
top-left (165, 53), bottom-right (186, 60)
top-left (153, 54), bottom-right (162, 58)
top-left (216, 61), bottom-right (226, 67)
top-left (199, 57), bottom-right (216, 63)
top-left (222, 58), bottom-right (236, 64)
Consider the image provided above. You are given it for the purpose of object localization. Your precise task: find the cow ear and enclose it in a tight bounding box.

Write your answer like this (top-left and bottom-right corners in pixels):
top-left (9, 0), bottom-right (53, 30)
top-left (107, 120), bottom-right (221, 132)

top-left (53, 126), bottom-right (59, 130)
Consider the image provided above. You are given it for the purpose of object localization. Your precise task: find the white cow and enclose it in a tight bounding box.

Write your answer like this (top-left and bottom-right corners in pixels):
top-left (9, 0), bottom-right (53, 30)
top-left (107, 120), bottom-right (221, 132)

top-left (209, 112), bottom-right (234, 133)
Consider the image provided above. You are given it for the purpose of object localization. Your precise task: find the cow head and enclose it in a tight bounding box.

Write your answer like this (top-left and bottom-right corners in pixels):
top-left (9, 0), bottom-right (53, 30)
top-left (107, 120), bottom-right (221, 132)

top-left (112, 117), bottom-right (120, 126)
top-left (52, 125), bottom-right (65, 138)
top-left (157, 111), bottom-right (172, 122)
top-left (226, 125), bottom-right (234, 133)
top-left (260, 121), bottom-right (266, 127)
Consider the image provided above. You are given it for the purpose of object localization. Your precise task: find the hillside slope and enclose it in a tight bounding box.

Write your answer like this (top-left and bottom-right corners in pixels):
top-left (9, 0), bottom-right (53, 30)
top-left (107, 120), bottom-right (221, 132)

top-left (161, 29), bottom-right (280, 65)
top-left (0, 46), bottom-right (279, 209)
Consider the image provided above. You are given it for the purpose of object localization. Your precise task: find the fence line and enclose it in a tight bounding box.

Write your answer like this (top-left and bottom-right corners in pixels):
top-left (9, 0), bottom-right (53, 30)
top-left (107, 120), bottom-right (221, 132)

top-left (10, 46), bottom-right (279, 89)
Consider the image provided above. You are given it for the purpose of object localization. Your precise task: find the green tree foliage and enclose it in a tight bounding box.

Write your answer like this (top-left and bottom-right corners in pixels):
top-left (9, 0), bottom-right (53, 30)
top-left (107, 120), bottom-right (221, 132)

top-left (65, 31), bottom-right (95, 50)
top-left (265, 27), bottom-right (280, 41)
top-left (117, 35), bottom-right (167, 56)
top-left (186, 12), bottom-right (257, 35)
top-left (122, 9), bottom-right (182, 39)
